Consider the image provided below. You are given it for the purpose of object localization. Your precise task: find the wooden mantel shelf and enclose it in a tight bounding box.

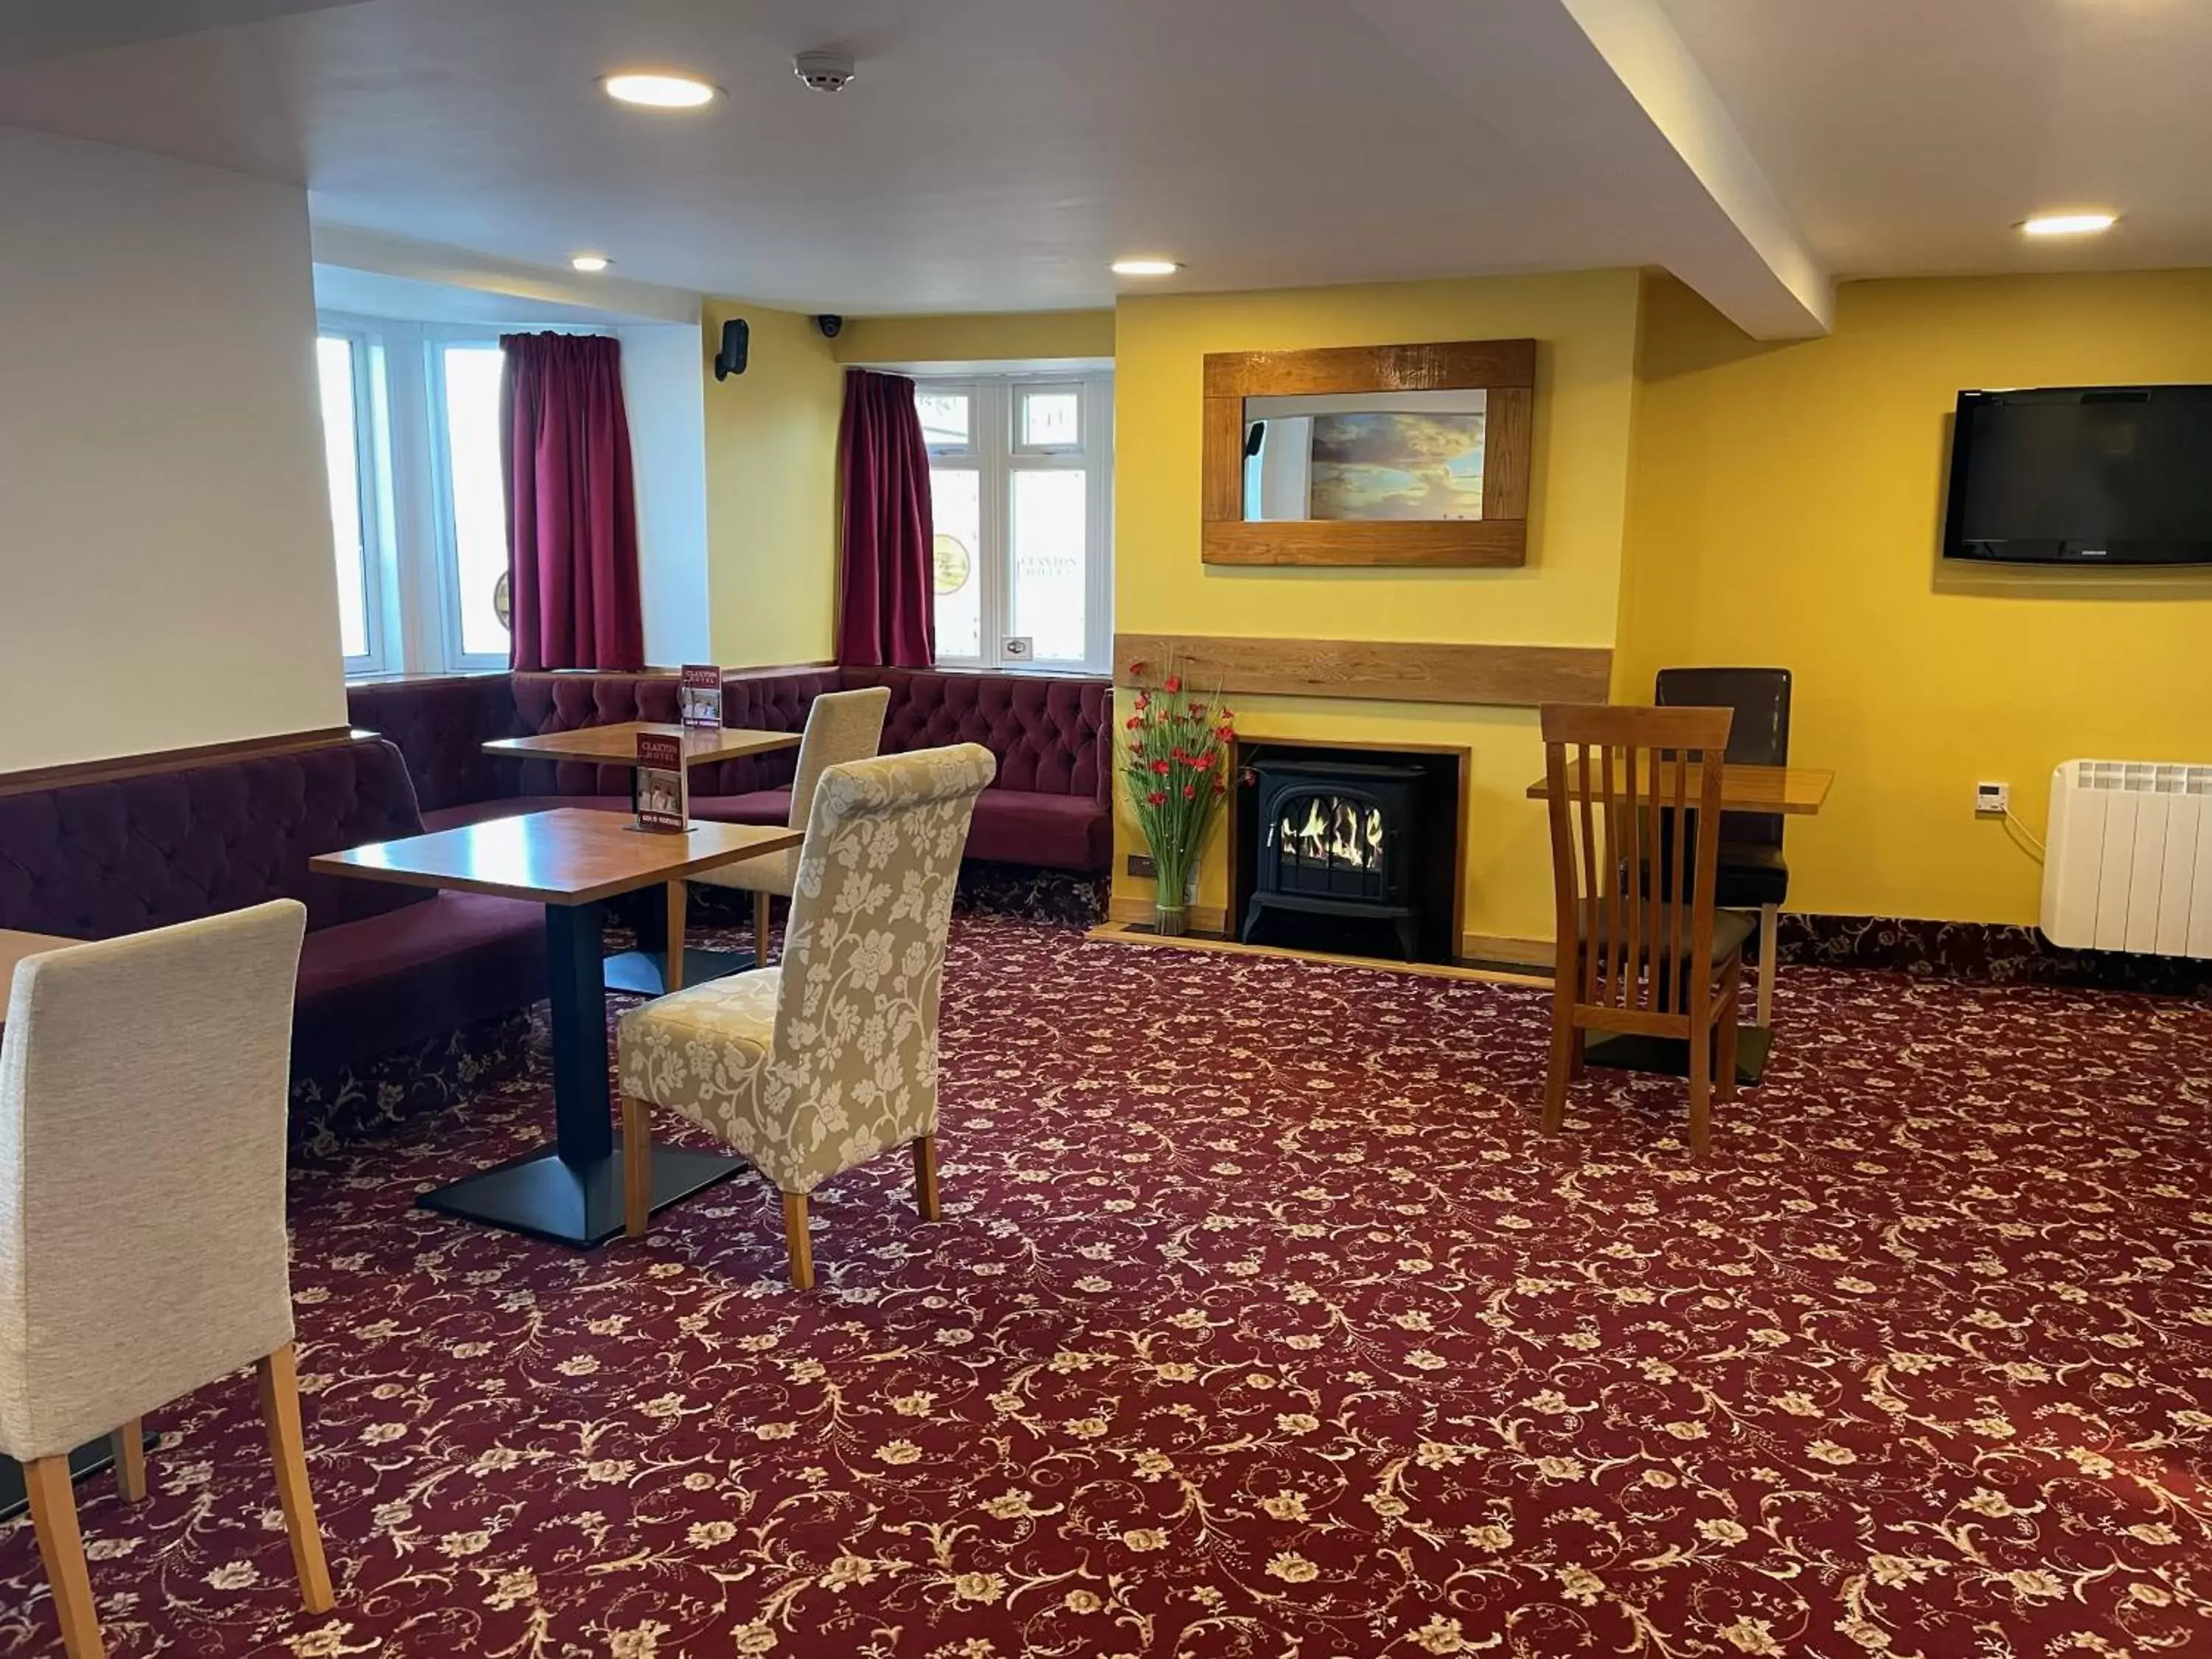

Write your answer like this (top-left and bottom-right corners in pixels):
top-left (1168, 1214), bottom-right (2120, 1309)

top-left (1113, 633), bottom-right (1610, 708)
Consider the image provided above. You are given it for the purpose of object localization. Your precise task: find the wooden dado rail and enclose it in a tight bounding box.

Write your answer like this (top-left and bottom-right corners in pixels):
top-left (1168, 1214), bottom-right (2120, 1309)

top-left (0, 727), bottom-right (366, 799)
top-left (1112, 635), bottom-right (1610, 707)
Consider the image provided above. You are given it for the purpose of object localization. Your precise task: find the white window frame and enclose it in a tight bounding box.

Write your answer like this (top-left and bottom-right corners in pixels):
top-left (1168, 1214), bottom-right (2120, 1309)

top-left (915, 369), bottom-right (1113, 675)
top-left (317, 314), bottom-right (615, 675)
top-left (422, 327), bottom-right (513, 672)
top-left (316, 327), bottom-right (395, 676)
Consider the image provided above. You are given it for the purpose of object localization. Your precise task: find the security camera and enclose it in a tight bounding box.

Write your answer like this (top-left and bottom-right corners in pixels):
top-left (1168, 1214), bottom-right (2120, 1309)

top-left (794, 51), bottom-right (855, 93)
top-left (815, 314), bottom-right (844, 339)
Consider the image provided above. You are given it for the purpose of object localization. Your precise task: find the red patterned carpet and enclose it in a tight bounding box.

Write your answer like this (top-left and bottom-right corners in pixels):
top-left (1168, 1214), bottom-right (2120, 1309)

top-left (4, 914), bottom-right (2210, 1658)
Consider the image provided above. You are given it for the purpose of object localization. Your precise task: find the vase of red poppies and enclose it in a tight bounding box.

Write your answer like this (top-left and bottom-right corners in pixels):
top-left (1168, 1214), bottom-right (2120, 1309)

top-left (1121, 660), bottom-right (1231, 937)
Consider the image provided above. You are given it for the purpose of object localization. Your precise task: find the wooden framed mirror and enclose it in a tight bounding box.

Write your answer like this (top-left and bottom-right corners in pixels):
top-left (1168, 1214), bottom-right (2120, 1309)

top-left (1201, 338), bottom-right (1535, 567)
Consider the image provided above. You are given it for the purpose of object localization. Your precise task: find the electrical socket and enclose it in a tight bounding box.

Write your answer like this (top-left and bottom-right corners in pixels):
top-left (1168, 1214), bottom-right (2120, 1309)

top-left (1975, 781), bottom-right (2010, 816)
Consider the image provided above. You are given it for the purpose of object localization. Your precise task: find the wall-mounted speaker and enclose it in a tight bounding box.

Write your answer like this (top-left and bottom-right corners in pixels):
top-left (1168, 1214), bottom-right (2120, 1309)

top-left (714, 318), bottom-right (750, 380)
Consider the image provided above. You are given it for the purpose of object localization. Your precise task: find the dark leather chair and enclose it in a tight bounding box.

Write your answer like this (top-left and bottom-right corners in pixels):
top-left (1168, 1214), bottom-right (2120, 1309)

top-left (1656, 668), bottom-right (1791, 1025)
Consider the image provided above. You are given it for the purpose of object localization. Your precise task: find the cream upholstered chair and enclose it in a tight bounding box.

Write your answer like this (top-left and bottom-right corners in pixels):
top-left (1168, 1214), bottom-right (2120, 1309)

top-left (690, 686), bottom-right (891, 966)
top-left (1, 902), bottom-right (332, 1659)
top-left (619, 743), bottom-right (996, 1286)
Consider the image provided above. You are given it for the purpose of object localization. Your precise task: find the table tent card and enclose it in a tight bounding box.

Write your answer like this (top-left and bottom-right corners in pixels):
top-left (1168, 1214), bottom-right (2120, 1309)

top-left (635, 731), bottom-right (689, 832)
top-left (679, 664), bottom-right (724, 729)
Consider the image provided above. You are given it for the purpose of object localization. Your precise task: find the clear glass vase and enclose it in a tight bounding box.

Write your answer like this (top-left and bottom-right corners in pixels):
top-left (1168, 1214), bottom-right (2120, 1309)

top-left (1151, 861), bottom-right (1196, 936)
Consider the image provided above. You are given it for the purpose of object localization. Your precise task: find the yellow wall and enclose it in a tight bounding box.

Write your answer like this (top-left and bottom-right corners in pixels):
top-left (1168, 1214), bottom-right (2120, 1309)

top-left (703, 307), bottom-right (1115, 667)
top-left (702, 299), bottom-right (845, 665)
top-left (1621, 271), bottom-right (2212, 927)
top-left (1113, 270), bottom-right (1646, 945)
top-left (708, 266), bottom-right (2212, 936)
top-left (832, 310), bottom-right (1115, 365)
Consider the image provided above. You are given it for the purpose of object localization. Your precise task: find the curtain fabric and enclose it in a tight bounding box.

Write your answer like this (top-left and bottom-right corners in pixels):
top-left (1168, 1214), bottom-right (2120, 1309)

top-left (835, 369), bottom-right (936, 668)
top-left (501, 332), bottom-right (645, 671)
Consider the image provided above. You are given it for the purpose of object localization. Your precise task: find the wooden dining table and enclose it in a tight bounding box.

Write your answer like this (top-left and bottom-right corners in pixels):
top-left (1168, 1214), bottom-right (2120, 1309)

top-left (1525, 760), bottom-right (1835, 1083)
top-left (313, 808), bottom-right (802, 1248)
top-left (481, 721), bottom-right (801, 995)
top-left (0, 929), bottom-right (69, 1032)
top-left (482, 720), bottom-right (800, 771)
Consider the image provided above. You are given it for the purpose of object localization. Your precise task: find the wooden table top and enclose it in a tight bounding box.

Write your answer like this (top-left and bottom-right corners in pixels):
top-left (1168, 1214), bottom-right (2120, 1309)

top-left (0, 930), bottom-right (73, 1029)
top-left (482, 722), bottom-right (801, 767)
top-left (310, 809), bottom-right (804, 905)
top-left (1526, 762), bottom-right (1834, 815)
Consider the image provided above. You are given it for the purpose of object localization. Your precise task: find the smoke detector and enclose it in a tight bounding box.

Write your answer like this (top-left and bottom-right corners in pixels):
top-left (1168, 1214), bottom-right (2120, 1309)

top-left (793, 50), bottom-right (855, 92)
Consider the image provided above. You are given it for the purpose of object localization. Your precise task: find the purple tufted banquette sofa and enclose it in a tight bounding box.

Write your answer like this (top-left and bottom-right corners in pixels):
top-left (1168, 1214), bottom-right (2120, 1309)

top-left (346, 666), bottom-right (1113, 872)
top-left (0, 737), bottom-right (545, 1082)
top-left (0, 666), bottom-right (1104, 1121)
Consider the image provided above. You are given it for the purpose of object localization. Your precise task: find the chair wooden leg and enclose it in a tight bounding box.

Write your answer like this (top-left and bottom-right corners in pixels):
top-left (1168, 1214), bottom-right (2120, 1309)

top-left (255, 1345), bottom-right (334, 1615)
top-left (1687, 998), bottom-right (1714, 1158)
top-left (1568, 1029), bottom-right (1587, 1080)
top-left (1543, 1000), bottom-right (1576, 1136)
top-left (663, 882), bottom-right (687, 992)
top-left (912, 1135), bottom-right (942, 1222)
top-left (1756, 904), bottom-right (1778, 1026)
top-left (622, 1093), bottom-right (654, 1239)
top-left (754, 891), bottom-right (774, 967)
top-left (1717, 959), bottom-right (1742, 1104)
top-left (782, 1192), bottom-right (815, 1290)
top-left (24, 1454), bottom-right (104, 1659)
top-left (114, 1420), bottom-right (146, 1504)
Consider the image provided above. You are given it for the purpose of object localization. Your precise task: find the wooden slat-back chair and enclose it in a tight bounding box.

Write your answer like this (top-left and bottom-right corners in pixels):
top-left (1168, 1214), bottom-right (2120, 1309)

top-left (1540, 703), bottom-right (1750, 1155)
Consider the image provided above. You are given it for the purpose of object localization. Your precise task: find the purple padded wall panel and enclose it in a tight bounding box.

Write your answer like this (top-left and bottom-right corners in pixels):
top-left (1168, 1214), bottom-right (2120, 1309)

top-left (0, 740), bottom-right (432, 939)
top-left (839, 668), bottom-right (1110, 804)
top-left (346, 675), bottom-right (524, 811)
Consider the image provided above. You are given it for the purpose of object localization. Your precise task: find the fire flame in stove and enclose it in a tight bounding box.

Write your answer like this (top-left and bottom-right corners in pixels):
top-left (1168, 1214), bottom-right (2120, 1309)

top-left (1282, 796), bottom-right (1385, 871)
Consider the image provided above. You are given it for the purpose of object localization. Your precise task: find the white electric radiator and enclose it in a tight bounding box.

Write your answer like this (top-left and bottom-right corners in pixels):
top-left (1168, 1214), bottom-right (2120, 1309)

top-left (2042, 759), bottom-right (2212, 956)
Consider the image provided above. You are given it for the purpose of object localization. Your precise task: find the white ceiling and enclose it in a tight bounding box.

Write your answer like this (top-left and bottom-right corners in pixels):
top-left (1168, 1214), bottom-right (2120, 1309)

top-left (1657, 0), bottom-right (2212, 280)
top-left (0, 0), bottom-right (2205, 334)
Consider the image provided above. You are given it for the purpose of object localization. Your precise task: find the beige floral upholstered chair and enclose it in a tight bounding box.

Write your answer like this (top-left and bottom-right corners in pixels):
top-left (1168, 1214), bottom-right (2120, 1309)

top-left (690, 685), bottom-right (891, 965)
top-left (0, 902), bottom-right (333, 1659)
top-left (619, 743), bottom-right (997, 1287)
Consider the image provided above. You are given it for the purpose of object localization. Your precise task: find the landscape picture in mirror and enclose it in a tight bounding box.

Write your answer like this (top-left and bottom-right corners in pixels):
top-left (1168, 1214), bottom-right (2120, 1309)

top-left (1202, 338), bottom-right (1533, 567)
top-left (1242, 389), bottom-right (1488, 522)
top-left (1944, 385), bottom-right (2212, 565)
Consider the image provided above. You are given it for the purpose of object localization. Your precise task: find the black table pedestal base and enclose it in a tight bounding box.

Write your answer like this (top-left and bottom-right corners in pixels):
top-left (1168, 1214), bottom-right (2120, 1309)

top-left (417, 1140), bottom-right (747, 1249)
top-left (419, 901), bottom-right (751, 1249)
top-left (1584, 1023), bottom-right (1775, 1087)
top-left (602, 946), bottom-right (753, 997)
top-left (1, 1432), bottom-right (159, 1523)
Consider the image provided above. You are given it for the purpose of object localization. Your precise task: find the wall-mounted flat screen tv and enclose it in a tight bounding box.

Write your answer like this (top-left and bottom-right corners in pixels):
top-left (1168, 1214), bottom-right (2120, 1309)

top-left (1944, 385), bottom-right (2212, 565)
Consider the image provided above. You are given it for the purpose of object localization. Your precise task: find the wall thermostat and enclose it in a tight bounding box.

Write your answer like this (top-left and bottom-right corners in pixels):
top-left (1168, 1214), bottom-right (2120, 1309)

top-left (1975, 780), bottom-right (2011, 815)
top-left (1001, 636), bottom-right (1034, 661)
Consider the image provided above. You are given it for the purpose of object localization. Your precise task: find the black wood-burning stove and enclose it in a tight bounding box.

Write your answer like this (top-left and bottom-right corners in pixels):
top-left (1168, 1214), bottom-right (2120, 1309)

top-left (1240, 757), bottom-right (1428, 961)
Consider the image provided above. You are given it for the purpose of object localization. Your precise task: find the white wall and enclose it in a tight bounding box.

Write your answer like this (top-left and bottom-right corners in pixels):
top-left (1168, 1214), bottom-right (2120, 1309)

top-left (0, 126), bottom-right (345, 771)
top-left (617, 324), bottom-right (713, 665)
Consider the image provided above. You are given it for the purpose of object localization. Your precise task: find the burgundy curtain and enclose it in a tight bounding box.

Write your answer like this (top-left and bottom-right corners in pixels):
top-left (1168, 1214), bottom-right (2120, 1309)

top-left (836, 369), bottom-right (936, 667)
top-left (501, 333), bottom-right (645, 671)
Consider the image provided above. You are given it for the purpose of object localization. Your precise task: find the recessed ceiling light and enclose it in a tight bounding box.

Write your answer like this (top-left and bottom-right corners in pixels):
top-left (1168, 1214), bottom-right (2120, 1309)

top-left (2022, 212), bottom-right (2117, 237)
top-left (1110, 257), bottom-right (1181, 277)
top-left (570, 254), bottom-right (611, 273)
top-left (602, 72), bottom-right (718, 108)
